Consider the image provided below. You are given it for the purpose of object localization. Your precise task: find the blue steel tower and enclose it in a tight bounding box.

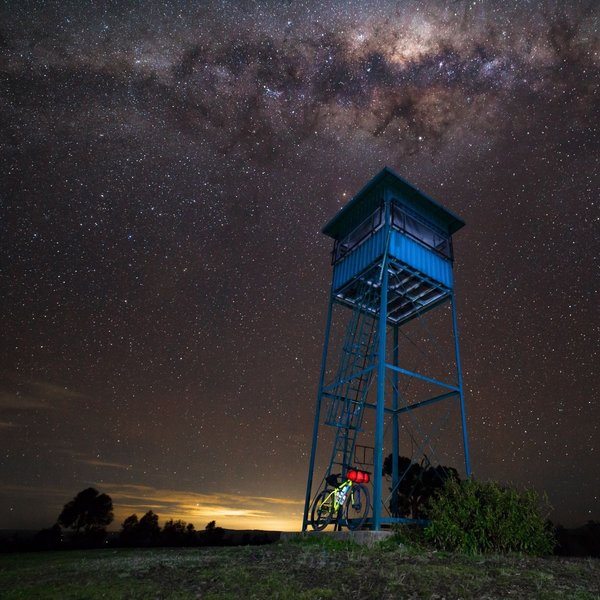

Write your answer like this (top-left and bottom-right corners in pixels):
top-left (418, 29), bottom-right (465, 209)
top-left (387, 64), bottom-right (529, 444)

top-left (302, 167), bottom-right (472, 531)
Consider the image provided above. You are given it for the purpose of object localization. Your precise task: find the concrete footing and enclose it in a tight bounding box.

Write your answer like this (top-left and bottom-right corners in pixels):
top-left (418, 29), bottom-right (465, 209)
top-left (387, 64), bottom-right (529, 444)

top-left (280, 529), bottom-right (395, 547)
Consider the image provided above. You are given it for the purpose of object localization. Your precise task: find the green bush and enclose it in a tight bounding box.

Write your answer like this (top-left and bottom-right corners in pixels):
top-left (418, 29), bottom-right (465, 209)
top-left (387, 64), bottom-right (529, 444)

top-left (387, 524), bottom-right (429, 553)
top-left (424, 478), bottom-right (555, 555)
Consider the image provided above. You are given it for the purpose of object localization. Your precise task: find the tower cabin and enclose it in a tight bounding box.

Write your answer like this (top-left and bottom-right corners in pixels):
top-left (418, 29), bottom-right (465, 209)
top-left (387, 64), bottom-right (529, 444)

top-left (323, 167), bottom-right (465, 323)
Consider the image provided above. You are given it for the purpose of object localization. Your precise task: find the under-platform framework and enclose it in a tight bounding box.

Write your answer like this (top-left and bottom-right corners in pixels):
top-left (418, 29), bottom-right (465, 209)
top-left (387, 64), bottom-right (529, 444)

top-left (302, 167), bottom-right (472, 531)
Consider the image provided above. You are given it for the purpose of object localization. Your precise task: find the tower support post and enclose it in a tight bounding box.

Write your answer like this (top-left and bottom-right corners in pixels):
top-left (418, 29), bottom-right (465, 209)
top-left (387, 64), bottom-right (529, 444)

top-left (373, 203), bottom-right (390, 530)
top-left (302, 291), bottom-right (335, 531)
top-left (391, 325), bottom-right (400, 517)
top-left (451, 293), bottom-right (472, 478)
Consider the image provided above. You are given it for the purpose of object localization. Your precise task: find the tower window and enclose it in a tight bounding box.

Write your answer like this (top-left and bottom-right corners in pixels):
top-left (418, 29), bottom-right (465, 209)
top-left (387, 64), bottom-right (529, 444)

top-left (392, 202), bottom-right (452, 260)
top-left (332, 206), bottom-right (383, 264)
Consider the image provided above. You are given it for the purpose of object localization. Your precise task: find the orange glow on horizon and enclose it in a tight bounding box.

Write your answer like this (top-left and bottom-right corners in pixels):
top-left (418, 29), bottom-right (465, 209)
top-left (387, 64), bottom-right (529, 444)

top-left (104, 483), bottom-right (304, 532)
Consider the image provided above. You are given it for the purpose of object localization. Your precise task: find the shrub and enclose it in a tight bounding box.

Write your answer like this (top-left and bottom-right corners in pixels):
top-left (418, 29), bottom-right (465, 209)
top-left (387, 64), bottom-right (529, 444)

top-left (388, 523), bottom-right (428, 553)
top-left (424, 478), bottom-right (555, 555)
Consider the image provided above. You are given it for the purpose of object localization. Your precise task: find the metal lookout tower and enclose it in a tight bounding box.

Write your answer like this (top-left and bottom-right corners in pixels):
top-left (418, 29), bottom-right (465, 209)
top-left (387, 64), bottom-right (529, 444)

top-left (302, 167), bottom-right (472, 531)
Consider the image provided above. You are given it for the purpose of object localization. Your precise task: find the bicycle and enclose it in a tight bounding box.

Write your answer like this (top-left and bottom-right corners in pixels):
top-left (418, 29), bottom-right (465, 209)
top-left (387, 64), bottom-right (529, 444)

top-left (310, 468), bottom-right (371, 531)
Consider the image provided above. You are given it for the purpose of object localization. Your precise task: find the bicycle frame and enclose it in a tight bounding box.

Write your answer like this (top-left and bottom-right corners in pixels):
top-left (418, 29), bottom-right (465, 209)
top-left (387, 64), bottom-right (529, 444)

top-left (329, 479), bottom-right (352, 514)
top-left (322, 479), bottom-right (362, 518)
top-left (310, 469), bottom-right (371, 531)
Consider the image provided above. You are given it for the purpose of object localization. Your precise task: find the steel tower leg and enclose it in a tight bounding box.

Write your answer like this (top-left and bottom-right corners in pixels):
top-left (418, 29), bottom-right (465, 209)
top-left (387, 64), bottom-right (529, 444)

top-left (373, 253), bottom-right (389, 530)
top-left (451, 293), bottom-right (472, 478)
top-left (302, 292), bottom-right (335, 531)
top-left (391, 325), bottom-right (399, 516)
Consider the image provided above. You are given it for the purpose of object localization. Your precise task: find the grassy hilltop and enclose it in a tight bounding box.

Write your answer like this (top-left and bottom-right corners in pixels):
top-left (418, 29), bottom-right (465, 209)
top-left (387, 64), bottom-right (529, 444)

top-left (1, 537), bottom-right (599, 599)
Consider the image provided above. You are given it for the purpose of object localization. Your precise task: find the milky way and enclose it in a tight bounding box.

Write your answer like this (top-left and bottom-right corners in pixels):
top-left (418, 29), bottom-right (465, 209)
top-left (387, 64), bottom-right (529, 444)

top-left (1, 0), bottom-right (599, 530)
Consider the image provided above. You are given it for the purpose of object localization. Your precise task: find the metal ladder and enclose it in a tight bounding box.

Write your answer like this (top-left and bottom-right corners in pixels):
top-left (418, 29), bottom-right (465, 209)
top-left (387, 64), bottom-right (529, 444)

top-left (322, 280), bottom-right (379, 478)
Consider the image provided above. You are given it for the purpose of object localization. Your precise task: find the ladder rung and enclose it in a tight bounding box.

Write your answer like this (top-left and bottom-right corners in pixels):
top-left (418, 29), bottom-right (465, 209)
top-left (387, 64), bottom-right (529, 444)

top-left (324, 282), bottom-right (379, 479)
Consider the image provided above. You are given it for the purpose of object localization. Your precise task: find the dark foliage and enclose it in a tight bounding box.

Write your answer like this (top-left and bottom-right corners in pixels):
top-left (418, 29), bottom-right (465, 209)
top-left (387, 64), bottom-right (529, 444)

top-left (204, 520), bottom-right (225, 545)
top-left (160, 519), bottom-right (196, 546)
top-left (424, 478), bottom-right (555, 555)
top-left (119, 513), bottom-right (140, 547)
top-left (118, 513), bottom-right (234, 547)
top-left (382, 454), bottom-right (459, 519)
top-left (56, 488), bottom-right (113, 546)
top-left (119, 511), bottom-right (160, 547)
top-left (137, 510), bottom-right (161, 545)
top-left (58, 488), bottom-right (113, 535)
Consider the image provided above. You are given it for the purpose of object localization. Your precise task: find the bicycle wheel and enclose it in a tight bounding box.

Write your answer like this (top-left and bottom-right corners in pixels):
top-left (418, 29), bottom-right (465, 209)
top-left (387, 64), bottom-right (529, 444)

top-left (344, 483), bottom-right (370, 530)
top-left (310, 489), bottom-right (334, 530)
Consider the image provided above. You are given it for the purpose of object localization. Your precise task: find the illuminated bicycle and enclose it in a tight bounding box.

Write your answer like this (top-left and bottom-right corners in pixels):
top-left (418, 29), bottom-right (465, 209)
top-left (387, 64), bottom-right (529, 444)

top-left (310, 468), bottom-right (371, 531)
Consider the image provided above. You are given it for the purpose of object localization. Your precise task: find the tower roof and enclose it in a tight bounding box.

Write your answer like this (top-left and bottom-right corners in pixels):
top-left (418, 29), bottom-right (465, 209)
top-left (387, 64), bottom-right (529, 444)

top-left (322, 166), bottom-right (465, 239)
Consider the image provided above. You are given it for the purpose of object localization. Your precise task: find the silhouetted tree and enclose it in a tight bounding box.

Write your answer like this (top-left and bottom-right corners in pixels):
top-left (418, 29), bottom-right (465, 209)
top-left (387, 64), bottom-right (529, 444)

top-left (58, 488), bottom-right (113, 542)
top-left (161, 519), bottom-right (188, 546)
top-left (383, 454), bottom-right (459, 519)
top-left (119, 514), bottom-right (140, 547)
top-left (118, 510), bottom-right (160, 546)
top-left (203, 520), bottom-right (225, 546)
top-left (185, 522), bottom-right (196, 545)
top-left (136, 510), bottom-right (160, 546)
top-left (120, 513), bottom-right (198, 547)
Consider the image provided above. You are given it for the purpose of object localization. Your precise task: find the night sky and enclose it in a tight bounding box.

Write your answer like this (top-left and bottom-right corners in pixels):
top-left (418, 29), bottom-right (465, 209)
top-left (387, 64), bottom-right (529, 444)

top-left (1, 0), bottom-right (598, 532)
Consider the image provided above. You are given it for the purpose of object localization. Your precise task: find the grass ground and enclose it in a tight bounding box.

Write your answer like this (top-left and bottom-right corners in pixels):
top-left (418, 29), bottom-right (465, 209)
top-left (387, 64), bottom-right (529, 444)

top-left (0, 537), bottom-right (599, 599)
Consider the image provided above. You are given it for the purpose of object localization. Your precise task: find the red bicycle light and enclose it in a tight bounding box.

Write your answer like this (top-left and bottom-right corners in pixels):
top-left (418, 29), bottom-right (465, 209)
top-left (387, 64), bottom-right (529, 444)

top-left (347, 469), bottom-right (370, 483)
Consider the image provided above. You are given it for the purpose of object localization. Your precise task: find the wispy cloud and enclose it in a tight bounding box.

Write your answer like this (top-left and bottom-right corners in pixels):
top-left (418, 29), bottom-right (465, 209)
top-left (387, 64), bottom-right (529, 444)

top-left (0, 391), bottom-right (49, 410)
top-left (77, 458), bottom-right (132, 470)
top-left (30, 380), bottom-right (87, 401)
top-left (56, 450), bottom-right (132, 471)
top-left (0, 378), bottom-right (87, 411)
top-left (0, 483), bottom-right (73, 499)
top-left (100, 482), bottom-right (304, 531)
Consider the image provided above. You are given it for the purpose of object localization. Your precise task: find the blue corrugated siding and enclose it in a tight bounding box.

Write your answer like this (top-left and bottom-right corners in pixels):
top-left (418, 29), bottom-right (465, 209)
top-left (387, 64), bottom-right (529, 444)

top-left (333, 227), bottom-right (385, 290)
top-left (390, 230), bottom-right (453, 288)
top-left (332, 227), bottom-right (453, 291)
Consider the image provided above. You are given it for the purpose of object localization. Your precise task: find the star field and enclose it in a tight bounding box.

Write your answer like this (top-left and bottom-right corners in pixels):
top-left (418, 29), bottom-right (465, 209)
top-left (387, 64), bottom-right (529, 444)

top-left (0, 0), bottom-right (599, 529)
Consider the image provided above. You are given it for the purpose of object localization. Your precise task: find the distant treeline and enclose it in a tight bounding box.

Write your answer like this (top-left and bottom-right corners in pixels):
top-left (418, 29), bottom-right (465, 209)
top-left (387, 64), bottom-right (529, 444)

top-left (0, 487), bottom-right (279, 552)
top-left (0, 524), bottom-right (280, 553)
top-left (1, 486), bottom-right (598, 556)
